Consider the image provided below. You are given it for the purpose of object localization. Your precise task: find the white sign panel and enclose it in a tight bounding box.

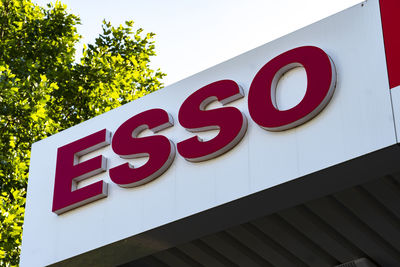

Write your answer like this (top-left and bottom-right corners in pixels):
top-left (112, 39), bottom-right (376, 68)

top-left (20, 1), bottom-right (397, 266)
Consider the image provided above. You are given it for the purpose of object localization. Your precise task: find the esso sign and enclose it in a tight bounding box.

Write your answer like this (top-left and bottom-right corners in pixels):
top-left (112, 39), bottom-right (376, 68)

top-left (52, 46), bottom-right (336, 215)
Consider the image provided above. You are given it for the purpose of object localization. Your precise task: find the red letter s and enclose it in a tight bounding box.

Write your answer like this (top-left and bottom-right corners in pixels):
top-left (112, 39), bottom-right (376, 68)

top-left (109, 109), bottom-right (175, 187)
top-left (177, 80), bottom-right (247, 162)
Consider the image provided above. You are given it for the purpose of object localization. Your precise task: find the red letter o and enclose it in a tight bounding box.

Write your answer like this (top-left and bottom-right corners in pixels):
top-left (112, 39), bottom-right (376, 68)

top-left (248, 46), bottom-right (336, 131)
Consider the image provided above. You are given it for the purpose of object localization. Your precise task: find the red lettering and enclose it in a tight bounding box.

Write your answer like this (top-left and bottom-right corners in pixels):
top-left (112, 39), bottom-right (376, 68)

top-left (248, 46), bottom-right (336, 131)
top-left (53, 46), bottom-right (338, 214)
top-left (177, 80), bottom-right (247, 162)
top-left (52, 129), bottom-right (111, 214)
top-left (109, 109), bottom-right (175, 187)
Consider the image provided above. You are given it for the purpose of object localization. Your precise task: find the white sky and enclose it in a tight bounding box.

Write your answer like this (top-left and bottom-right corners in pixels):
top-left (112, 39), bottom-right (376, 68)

top-left (33, 0), bottom-right (363, 86)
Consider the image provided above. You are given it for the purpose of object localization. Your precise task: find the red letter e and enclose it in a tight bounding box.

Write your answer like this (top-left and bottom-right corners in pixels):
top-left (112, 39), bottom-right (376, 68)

top-left (52, 129), bottom-right (111, 215)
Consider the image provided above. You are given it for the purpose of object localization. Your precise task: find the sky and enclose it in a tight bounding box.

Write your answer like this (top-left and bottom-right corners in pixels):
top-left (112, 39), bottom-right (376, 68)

top-left (33, 0), bottom-right (363, 86)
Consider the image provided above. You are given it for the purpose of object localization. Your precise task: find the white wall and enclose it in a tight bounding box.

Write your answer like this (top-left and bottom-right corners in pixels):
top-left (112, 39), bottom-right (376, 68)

top-left (20, 1), bottom-right (396, 266)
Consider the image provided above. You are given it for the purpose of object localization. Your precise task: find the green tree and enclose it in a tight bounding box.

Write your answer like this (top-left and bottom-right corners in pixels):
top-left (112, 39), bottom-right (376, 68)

top-left (0, 0), bottom-right (165, 265)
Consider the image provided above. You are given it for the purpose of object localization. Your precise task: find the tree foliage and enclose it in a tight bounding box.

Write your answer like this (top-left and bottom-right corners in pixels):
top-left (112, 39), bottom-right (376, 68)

top-left (0, 0), bottom-right (165, 265)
